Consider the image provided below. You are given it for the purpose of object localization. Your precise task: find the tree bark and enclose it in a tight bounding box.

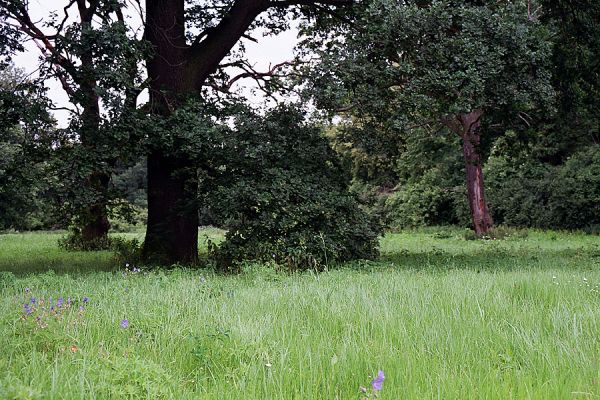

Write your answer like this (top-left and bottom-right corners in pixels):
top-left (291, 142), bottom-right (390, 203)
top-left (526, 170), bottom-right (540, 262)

top-left (143, 151), bottom-right (199, 264)
top-left (78, 32), bottom-right (110, 244)
top-left (142, 0), bottom-right (199, 264)
top-left (458, 110), bottom-right (493, 236)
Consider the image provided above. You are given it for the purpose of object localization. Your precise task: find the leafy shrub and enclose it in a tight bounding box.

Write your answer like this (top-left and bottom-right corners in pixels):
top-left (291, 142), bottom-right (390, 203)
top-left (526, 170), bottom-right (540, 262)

top-left (381, 167), bottom-right (470, 230)
top-left (58, 231), bottom-right (114, 251)
top-left (108, 205), bottom-right (147, 233)
top-left (546, 146), bottom-right (600, 230)
top-left (111, 236), bottom-right (143, 265)
top-left (485, 145), bottom-right (600, 230)
top-left (485, 154), bottom-right (555, 228)
top-left (206, 106), bottom-right (381, 271)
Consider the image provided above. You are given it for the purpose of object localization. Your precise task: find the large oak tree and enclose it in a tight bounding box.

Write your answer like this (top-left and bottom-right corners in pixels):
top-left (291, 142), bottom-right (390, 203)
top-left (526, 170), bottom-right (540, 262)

top-left (141, 0), bottom-right (352, 264)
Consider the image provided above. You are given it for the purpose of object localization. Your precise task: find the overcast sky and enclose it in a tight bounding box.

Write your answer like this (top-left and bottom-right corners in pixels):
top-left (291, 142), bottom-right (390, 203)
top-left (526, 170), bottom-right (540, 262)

top-left (12, 1), bottom-right (298, 126)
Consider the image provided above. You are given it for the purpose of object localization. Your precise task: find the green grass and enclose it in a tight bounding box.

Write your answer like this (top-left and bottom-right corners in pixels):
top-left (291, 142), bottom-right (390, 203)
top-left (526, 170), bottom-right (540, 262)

top-left (0, 228), bottom-right (599, 399)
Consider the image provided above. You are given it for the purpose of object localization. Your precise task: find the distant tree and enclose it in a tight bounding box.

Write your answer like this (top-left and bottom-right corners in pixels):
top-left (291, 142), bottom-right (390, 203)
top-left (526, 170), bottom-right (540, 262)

top-left (535, 0), bottom-right (600, 163)
top-left (0, 0), bottom-right (147, 246)
top-left (301, 0), bottom-right (554, 235)
top-left (0, 65), bottom-right (57, 230)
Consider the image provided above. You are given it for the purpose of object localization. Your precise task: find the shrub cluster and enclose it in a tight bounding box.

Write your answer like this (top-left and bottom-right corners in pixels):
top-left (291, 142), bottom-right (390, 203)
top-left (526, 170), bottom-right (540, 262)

top-left (206, 106), bottom-right (381, 270)
top-left (486, 146), bottom-right (600, 232)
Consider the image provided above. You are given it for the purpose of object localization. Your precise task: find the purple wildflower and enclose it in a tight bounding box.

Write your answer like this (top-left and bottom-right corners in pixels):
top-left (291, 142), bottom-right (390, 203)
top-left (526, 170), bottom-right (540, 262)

top-left (25, 287), bottom-right (30, 294)
top-left (372, 370), bottom-right (385, 391)
top-left (67, 297), bottom-right (72, 305)
top-left (23, 304), bottom-right (33, 315)
top-left (30, 297), bottom-right (36, 304)
top-left (57, 298), bottom-right (64, 307)
top-left (132, 267), bottom-right (141, 273)
top-left (79, 306), bottom-right (84, 312)
top-left (83, 297), bottom-right (89, 303)
top-left (50, 306), bottom-right (55, 312)
top-left (120, 319), bottom-right (129, 329)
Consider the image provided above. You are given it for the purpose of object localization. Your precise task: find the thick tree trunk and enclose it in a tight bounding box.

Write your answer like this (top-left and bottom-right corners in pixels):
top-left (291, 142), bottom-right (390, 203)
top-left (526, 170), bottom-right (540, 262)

top-left (140, 0), bottom-right (285, 264)
top-left (458, 110), bottom-right (493, 236)
top-left (143, 152), bottom-right (199, 264)
top-left (142, 0), bottom-right (199, 264)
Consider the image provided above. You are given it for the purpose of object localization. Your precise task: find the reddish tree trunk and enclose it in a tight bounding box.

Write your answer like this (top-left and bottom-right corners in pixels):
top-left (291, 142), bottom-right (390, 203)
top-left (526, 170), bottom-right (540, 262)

top-left (458, 110), bottom-right (493, 236)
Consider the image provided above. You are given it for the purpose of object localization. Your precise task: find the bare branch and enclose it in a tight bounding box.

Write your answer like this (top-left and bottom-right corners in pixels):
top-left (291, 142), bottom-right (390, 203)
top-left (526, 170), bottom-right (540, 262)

top-left (11, 6), bottom-right (76, 77)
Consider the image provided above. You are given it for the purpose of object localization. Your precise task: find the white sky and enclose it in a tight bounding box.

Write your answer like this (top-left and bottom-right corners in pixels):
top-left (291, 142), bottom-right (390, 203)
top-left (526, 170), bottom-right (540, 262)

top-left (12, 1), bottom-right (298, 127)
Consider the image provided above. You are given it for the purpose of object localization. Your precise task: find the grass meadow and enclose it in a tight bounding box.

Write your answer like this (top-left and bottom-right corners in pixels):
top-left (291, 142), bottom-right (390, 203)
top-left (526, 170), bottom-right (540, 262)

top-left (0, 228), bottom-right (599, 399)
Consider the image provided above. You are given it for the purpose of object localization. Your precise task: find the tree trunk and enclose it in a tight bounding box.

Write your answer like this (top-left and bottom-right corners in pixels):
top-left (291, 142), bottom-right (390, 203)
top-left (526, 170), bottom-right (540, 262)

top-left (143, 152), bottom-right (199, 264)
top-left (78, 40), bottom-right (110, 244)
top-left (142, 0), bottom-right (199, 264)
top-left (80, 171), bottom-right (110, 242)
top-left (459, 110), bottom-right (493, 236)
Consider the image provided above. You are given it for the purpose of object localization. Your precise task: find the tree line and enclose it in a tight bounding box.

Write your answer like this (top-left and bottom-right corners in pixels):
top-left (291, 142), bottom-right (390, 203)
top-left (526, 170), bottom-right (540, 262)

top-left (0, 0), bottom-right (598, 267)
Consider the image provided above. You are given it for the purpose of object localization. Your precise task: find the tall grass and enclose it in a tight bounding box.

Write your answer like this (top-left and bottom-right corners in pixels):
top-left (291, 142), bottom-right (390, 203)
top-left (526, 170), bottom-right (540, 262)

top-left (0, 228), bottom-right (599, 399)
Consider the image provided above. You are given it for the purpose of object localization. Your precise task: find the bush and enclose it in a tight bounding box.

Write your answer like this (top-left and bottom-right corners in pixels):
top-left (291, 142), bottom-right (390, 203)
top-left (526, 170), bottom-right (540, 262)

top-left (546, 146), bottom-right (600, 230)
top-left (484, 154), bottom-right (555, 228)
top-left (485, 145), bottom-right (600, 230)
top-left (206, 106), bottom-right (381, 271)
top-left (381, 168), bottom-right (470, 230)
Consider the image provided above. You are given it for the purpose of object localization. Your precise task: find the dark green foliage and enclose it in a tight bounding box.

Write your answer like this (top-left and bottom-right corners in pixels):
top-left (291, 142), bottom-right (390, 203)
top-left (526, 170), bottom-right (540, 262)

top-left (538, 0), bottom-right (600, 163)
top-left (484, 151), bottom-right (555, 228)
top-left (207, 106), bottom-right (381, 270)
top-left (546, 147), bottom-right (600, 231)
top-left (111, 160), bottom-right (148, 209)
top-left (300, 0), bottom-right (555, 234)
top-left (0, 66), bottom-right (60, 231)
top-left (486, 145), bottom-right (600, 231)
top-left (57, 232), bottom-right (114, 251)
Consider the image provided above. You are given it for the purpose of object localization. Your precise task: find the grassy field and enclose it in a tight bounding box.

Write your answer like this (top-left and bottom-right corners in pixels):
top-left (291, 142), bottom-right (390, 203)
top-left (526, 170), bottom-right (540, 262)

top-left (0, 228), bottom-right (599, 399)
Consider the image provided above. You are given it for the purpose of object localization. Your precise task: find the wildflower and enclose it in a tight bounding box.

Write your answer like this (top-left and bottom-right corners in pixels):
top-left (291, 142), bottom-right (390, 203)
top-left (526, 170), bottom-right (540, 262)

top-left (372, 370), bottom-right (385, 391)
top-left (79, 306), bottom-right (84, 312)
top-left (120, 319), bottom-right (129, 329)
top-left (57, 298), bottom-right (64, 308)
top-left (83, 297), bottom-right (89, 303)
top-left (30, 297), bottom-right (36, 304)
top-left (23, 304), bottom-right (33, 315)
top-left (132, 267), bottom-right (141, 273)
top-left (125, 263), bottom-right (130, 268)
top-left (25, 288), bottom-right (30, 294)
top-left (70, 345), bottom-right (78, 353)
top-left (67, 297), bottom-right (72, 306)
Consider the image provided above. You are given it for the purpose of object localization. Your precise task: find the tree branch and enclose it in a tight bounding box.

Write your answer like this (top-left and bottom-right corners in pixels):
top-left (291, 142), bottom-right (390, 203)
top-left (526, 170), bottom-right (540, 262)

top-left (185, 0), bottom-right (353, 91)
top-left (11, 6), bottom-right (80, 82)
